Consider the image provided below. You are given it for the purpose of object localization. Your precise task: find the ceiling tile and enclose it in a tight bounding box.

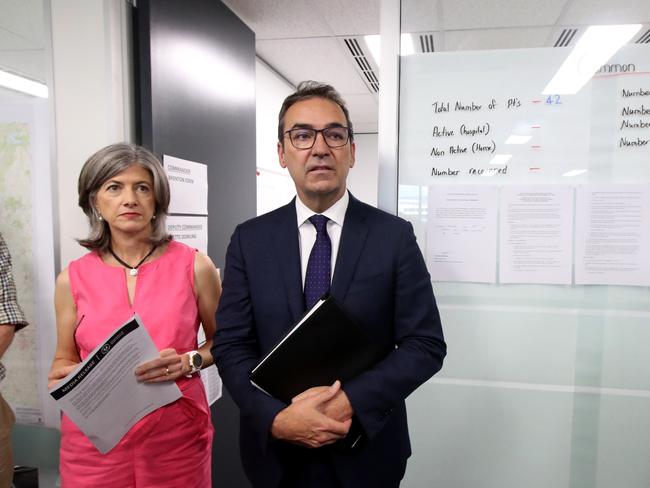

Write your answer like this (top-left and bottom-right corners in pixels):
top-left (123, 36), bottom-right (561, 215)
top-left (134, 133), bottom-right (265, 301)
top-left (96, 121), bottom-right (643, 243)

top-left (0, 28), bottom-right (30, 51)
top-left (256, 37), bottom-right (371, 94)
top-left (314, 0), bottom-right (379, 36)
top-left (439, 0), bottom-right (569, 30)
top-left (441, 26), bottom-right (555, 51)
top-left (0, 0), bottom-right (45, 47)
top-left (223, 0), bottom-right (379, 39)
top-left (402, 0), bottom-right (443, 33)
top-left (222, 0), bottom-right (334, 39)
top-left (560, 0), bottom-right (650, 24)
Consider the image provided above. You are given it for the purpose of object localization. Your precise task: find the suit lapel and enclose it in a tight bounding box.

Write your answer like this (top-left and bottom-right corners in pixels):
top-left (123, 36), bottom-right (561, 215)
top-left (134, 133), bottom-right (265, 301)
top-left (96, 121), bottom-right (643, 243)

top-left (331, 194), bottom-right (369, 301)
top-left (271, 200), bottom-right (305, 323)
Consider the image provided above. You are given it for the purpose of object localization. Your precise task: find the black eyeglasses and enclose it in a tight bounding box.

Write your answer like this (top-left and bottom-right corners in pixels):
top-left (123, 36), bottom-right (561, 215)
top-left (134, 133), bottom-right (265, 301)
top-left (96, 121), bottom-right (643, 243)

top-left (284, 127), bottom-right (352, 149)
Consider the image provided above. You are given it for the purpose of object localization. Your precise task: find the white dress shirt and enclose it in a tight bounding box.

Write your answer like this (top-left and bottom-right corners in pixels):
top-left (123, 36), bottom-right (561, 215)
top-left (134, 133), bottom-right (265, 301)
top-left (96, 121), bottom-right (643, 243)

top-left (295, 191), bottom-right (349, 289)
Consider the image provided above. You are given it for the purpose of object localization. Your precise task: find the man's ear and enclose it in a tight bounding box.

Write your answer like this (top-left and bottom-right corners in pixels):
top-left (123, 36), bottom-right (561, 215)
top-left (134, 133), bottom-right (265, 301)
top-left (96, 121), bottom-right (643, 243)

top-left (278, 141), bottom-right (287, 168)
top-left (349, 141), bottom-right (356, 168)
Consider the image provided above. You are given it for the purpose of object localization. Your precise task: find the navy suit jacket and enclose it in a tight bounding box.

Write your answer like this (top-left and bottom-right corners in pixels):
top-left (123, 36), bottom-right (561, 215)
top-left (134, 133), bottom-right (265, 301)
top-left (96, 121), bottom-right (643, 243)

top-left (213, 194), bottom-right (446, 487)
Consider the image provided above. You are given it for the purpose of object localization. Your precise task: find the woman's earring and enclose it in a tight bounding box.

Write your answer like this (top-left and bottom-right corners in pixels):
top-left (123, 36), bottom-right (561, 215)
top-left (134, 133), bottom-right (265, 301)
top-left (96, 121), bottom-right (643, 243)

top-left (152, 214), bottom-right (157, 220)
top-left (95, 208), bottom-right (103, 221)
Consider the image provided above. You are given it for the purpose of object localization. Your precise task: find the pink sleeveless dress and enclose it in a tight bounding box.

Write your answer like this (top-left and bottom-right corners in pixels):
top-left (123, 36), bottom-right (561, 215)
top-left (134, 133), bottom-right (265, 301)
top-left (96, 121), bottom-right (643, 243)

top-left (59, 240), bottom-right (213, 487)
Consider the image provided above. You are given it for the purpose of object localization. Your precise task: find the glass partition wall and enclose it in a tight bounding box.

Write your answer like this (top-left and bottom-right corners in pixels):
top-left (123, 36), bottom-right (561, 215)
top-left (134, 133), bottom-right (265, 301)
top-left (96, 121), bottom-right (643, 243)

top-left (396, 2), bottom-right (650, 487)
top-left (0, 0), bottom-right (59, 483)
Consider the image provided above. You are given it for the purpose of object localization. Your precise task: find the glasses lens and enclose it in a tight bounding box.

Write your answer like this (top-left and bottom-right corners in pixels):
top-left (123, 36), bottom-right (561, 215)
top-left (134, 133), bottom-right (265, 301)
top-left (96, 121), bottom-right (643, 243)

top-left (289, 129), bottom-right (316, 149)
top-left (287, 127), bottom-right (350, 148)
top-left (323, 127), bottom-right (349, 147)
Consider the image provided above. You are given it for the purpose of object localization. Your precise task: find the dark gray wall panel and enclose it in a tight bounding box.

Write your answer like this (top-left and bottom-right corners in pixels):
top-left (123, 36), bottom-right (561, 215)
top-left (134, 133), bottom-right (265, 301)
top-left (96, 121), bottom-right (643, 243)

top-left (135, 1), bottom-right (255, 486)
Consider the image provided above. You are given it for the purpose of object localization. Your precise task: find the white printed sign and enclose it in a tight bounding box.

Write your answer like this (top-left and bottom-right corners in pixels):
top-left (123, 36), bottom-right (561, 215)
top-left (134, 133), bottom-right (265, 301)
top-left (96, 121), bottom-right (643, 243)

top-left (163, 155), bottom-right (208, 215)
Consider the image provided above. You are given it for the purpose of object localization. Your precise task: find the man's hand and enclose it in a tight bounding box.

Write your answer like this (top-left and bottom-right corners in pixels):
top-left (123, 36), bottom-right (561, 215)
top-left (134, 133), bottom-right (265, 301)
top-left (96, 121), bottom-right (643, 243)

top-left (292, 382), bottom-right (354, 423)
top-left (271, 381), bottom-right (352, 448)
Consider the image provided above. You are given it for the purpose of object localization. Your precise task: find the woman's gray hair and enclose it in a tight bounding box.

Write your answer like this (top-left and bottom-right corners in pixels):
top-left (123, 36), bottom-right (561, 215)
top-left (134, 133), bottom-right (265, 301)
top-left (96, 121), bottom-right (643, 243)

top-left (77, 143), bottom-right (172, 251)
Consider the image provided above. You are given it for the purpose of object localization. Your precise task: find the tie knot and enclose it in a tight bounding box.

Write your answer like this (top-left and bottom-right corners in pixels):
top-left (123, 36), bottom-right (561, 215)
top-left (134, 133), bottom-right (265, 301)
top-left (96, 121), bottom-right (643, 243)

top-left (309, 215), bottom-right (329, 233)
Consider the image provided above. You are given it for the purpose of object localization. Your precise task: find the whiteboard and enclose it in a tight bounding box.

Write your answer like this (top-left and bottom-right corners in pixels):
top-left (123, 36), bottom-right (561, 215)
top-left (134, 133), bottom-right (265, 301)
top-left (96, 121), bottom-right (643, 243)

top-left (399, 45), bottom-right (649, 185)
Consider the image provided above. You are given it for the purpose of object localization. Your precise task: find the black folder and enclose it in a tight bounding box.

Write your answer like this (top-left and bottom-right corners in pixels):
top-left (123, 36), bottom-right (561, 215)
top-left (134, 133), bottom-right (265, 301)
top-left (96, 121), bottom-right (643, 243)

top-left (250, 296), bottom-right (384, 404)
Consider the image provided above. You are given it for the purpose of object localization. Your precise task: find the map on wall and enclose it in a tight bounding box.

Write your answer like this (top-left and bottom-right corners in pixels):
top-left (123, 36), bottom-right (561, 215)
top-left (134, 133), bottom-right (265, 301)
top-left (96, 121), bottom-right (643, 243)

top-left (0, 121), bottom-right (43, 424)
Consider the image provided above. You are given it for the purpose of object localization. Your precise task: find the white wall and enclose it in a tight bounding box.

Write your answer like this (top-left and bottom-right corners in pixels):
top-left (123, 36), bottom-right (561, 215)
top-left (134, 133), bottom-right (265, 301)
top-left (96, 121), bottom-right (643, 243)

top-left (256, 58), bottom-right (293, 173)
top-left (51, 0), bottom-right (133, 267)
top-left (348, 133), bottom-right (378, 207)
top-left (255, 58), bottom-right (295, 215)
top-left (255, 58), bottom-right (379, 214)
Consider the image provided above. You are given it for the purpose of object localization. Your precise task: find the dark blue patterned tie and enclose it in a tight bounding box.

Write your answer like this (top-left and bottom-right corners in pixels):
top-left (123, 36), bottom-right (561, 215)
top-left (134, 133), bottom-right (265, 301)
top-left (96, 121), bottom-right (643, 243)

top-left (304, 215), bottom-right (331, 309)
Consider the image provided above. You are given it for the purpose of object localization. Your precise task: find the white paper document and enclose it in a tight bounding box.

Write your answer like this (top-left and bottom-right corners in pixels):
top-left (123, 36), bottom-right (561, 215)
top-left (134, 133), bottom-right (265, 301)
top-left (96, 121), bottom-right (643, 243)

top-left (49, 315), bottom-right (182, 453)
top-left (499, 185), bottom-right (573, 284)
top-left (166, 215), bottom-right (209, 253)
top-left (427, 185), bottom-right (498, 283)
top-left (199, 365), bottom-right (222, 406)
top-left (163, 155), bottom-right (208, 215)
top-left (197, 322), bottom-right (222, 406)
top-left (575, 185), bottom-right (650, 286)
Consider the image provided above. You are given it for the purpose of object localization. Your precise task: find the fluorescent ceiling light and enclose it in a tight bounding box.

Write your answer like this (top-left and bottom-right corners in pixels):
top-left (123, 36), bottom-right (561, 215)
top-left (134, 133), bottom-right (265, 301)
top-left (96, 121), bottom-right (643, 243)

top-left (563, 169), bottom-right (587, 177)
top-left (542, 24), bottom-right (642, 95)
top-left (0, 68), bottom-right (48, 98)
top-left (365, 35), bottom-right (380, 65)
top-left (401, 34), bottom-right (415, 56)
top-left (505, 135), bottom-right (532, 145)
top-left (489, 154), bottom-right (512, 165)
top-left (364, 34), bottom-right (415, 66)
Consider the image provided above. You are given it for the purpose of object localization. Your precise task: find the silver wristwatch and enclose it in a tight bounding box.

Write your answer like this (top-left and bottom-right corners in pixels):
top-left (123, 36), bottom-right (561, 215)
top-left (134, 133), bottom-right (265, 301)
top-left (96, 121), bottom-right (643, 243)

top-left (187, 350), bottom-right (203, 375)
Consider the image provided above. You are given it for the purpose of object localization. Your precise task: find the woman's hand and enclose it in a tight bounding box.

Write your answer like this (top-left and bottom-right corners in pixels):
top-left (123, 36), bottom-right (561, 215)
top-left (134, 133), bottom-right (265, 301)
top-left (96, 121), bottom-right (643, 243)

top-left (134, 348), bottom-right (189, 383)
top-left (48, 362), bottom-right (79, 389)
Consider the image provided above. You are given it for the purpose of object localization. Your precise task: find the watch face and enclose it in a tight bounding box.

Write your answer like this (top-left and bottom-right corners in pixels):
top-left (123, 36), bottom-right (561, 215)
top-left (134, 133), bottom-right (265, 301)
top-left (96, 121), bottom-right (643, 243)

top-left (191, 352), bottom-right (203, 368)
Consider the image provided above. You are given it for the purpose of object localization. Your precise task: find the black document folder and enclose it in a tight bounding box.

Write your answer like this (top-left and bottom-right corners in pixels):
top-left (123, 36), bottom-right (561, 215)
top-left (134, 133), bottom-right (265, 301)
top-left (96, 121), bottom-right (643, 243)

top-left (250, 296), bottom-right (384, 404)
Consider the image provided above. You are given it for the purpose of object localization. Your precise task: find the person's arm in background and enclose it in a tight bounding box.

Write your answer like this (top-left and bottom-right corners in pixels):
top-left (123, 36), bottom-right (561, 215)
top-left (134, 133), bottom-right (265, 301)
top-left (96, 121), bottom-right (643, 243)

top-left (0, 326), bottom-right (14, 360)
top-left (47, 269), bottom-right (81, 388)
top-left (0, 233), bottom-right (28, 361)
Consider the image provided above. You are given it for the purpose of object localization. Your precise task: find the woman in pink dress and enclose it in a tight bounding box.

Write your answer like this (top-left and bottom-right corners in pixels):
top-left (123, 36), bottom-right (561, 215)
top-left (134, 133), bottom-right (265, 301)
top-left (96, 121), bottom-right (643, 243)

top-left (48, 143), bottom-right (220, 487)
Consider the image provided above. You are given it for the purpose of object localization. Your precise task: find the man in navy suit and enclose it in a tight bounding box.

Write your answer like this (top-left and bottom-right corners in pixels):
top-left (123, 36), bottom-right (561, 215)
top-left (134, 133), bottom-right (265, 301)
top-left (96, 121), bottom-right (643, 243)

top-left (213, 81), bottom-right (446, 487)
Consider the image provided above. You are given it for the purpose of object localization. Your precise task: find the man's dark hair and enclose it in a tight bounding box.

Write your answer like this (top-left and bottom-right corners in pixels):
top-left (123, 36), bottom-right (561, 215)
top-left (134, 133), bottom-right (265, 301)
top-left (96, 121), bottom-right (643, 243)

top-left (277, 81), bottom-right (354, 145)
